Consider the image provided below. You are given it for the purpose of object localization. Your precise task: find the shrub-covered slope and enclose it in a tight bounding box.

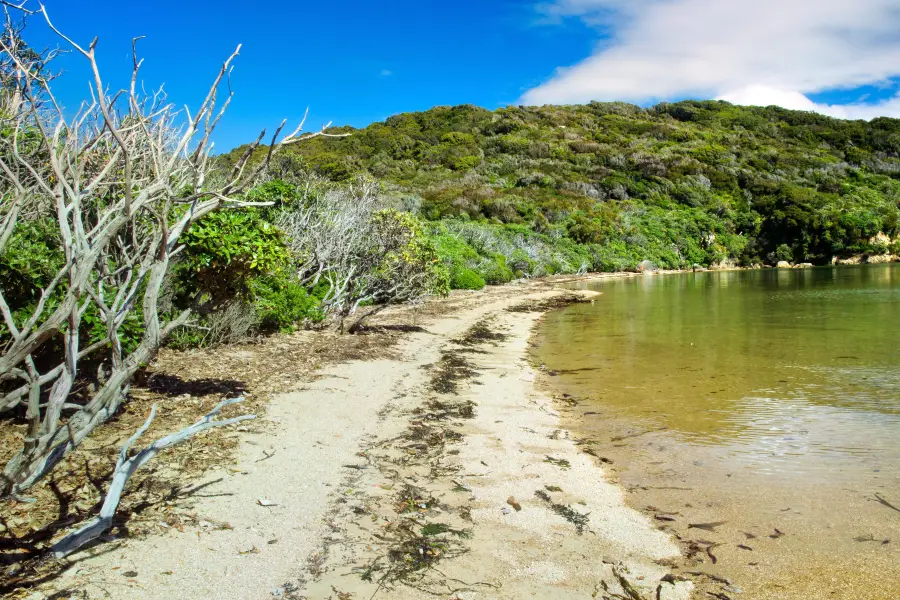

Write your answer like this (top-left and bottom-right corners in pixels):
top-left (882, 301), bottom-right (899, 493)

top-left (223, 100), bottom-right (900, 275)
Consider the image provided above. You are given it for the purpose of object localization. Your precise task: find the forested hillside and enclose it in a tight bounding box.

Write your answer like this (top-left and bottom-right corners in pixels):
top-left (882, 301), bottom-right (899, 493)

top-left (224, 101), bottom-right (900, 282)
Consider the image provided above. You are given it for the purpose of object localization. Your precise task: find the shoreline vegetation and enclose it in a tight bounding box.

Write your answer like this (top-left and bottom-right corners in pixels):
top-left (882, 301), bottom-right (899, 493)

top-left (2, 5), bottom-right (900, 598)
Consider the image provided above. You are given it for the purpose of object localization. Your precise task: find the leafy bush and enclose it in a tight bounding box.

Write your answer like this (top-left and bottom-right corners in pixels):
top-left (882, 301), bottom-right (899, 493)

top-left (450, 268), bottom-right (486, 290)
top-left (0, 220), bottom-right (150, 353)
top-left (162, 194), bottom-right (319, 347)
top-left (177, 208), bottom-right (290, 305)
top-left (251, 275), bottom-right (324, 332)
top-left (479, 255), bottom-right (514, 284)
top-left (773, 244), bottom-right (794, 263)
top-left (364, 209), bottom-right (450, 302)
top-left (0, 219), bottom-right (64, 314)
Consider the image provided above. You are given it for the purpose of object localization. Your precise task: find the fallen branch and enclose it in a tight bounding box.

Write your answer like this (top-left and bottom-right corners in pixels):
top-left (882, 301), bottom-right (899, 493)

top-left (51, 396), bottom-right (254, 558)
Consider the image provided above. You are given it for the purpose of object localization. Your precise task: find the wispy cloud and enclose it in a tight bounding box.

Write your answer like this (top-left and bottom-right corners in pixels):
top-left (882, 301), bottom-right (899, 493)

top-left (523, 0), bottom-right (900, 119)
top-left (380, 69), bottom-right (393, 77)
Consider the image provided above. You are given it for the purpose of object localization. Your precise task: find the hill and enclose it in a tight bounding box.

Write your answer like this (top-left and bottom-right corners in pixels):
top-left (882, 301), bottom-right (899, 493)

top-left (222, 100), bottom-right (900, 278)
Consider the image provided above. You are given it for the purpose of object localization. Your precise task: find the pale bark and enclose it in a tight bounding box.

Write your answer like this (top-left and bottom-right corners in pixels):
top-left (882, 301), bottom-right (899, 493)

top-left (51, 396), bottom-right (254, 558)
top-left (0, 6), bottom-right (343, 497)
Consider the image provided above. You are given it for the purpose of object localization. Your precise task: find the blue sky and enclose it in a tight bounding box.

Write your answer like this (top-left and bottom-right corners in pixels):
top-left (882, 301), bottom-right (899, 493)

top-left (24, 0), bottom-right (900, 152)
top-left (27, 1), bottom-right (596, 151)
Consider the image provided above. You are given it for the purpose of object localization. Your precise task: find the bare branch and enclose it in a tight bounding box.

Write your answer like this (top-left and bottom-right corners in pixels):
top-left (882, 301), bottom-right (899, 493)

top-left (51, 397), bottom-right (255, 557)
top-left (0, 7), bottom-right (331, 499)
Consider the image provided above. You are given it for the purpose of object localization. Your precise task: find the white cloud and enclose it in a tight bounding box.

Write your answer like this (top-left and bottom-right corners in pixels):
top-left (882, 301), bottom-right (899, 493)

top-left (717, 85), bottom-right (900, 120)
top-left (380, 69), bottom-right (393, 77)
top-left (523, 0), bottom-right (900, 119)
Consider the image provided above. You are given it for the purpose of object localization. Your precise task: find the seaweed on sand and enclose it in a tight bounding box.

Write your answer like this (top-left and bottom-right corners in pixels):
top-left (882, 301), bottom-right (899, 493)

top-left (505, 293), bottom-right (591, 313)
top-left (534, 489), bottom-right (591, 535)
top-left (358, 487), bottom-right (488, 597)
top-left (428, 351), bottom-right (479, 395)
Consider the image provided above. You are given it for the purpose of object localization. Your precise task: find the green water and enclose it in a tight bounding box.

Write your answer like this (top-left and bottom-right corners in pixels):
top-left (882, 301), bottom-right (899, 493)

top-left (536, 265), bottom-right (900, 482)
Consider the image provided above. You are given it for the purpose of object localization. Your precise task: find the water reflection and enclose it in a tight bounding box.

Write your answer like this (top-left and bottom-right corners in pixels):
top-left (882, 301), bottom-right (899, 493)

top-left (535, 264), bottom-right (900, 481)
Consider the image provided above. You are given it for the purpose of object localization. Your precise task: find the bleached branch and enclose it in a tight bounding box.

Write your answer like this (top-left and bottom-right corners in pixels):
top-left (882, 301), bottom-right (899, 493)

top-left (51, 397), bottom-right (255, 557)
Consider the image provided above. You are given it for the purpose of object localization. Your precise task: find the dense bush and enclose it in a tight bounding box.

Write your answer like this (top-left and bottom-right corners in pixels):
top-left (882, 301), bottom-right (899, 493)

top-left (177, 208), bottom-right (291, 305)
top-left (363, 209), bottom-right (450, 303)
top-left (159, 179), bottom-right (454, 344)
top-left (222, 100), bottom-right (900, 269)
top-left (479, 255), bottom-right (514, 284)
top-left (450, 268), bottom-right (486, 290)
top-left (251, 275), bottom-right (324, 332)
top-left (0, 220), bottom-right (65, 345)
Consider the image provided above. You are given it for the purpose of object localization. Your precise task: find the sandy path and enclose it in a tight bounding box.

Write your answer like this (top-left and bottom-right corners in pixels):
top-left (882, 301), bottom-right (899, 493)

top-left (49, 285), bottom-right (689, 599)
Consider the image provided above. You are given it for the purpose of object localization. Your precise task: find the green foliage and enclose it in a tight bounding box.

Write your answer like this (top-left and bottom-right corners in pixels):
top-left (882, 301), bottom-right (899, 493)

top-left (164, 193), bottom-right (323, 347)
top-left (449, 268), bottom-right (486, 290)
top-left (479, 255), bottom-right (514, 284)
top-left (179, 208), bottom-right (290, 303)
top-left (773, 244), bottom-right (794, 263)
top-left (0, 219), bottom-right (64, 312)
top-left (567, 213), bottom-right (606, 245)
top-left (244, 179), bottom-right (301, 214)
top-left (250, 275), bottom-right (324, 332)
top-left (80, 301), bottom-right (146, 353)
top-left (0, 219), bottom-right (66, 344)
top-left (366, 209), bottom-right (450, 300)
top-left (221, 100), bottom-right (900, 269)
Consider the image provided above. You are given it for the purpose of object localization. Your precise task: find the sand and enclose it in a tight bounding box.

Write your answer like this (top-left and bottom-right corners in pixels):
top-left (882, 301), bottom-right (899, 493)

top-left (38, 281), bottom-right (691, 600)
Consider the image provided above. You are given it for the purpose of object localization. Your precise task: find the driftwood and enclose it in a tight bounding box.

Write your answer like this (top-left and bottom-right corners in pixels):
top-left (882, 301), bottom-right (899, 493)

top-left (51, 396), bottom-right (254, 558)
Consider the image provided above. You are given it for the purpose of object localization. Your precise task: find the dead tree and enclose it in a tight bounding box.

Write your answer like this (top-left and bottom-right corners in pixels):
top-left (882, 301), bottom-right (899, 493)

top-left (277, 177), bottom-right (383, 292)
top-left (0, 5), bottom-right (340, 498)
top-left (277, 181), bottom-right (447, 332)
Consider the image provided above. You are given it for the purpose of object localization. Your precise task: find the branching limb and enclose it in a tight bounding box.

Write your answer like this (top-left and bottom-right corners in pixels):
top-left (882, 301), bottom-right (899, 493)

top-left (51, 396), bottom-right (255, 558)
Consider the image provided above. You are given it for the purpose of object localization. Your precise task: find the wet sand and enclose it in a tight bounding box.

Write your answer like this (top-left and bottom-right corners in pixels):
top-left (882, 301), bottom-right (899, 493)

top-left (546, 404), bottom-right (900, 599)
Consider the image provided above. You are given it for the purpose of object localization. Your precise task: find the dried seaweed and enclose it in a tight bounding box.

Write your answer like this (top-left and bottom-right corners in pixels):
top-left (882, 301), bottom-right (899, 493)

top-left (534, 490), bottom-right (590, 535)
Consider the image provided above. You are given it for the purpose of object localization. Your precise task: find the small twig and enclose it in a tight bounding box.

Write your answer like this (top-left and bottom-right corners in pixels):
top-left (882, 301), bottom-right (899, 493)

top-left (874, 493), bottom-right (900, 514)
top-left (610, 427), bottom-right (667, 442)
top-left (255, 449), bottom-right (276, 463)
top-left (369, 568), bottom-right (391, 600)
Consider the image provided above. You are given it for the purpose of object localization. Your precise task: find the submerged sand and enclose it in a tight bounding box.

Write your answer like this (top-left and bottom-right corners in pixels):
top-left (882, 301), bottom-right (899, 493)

top-left (31, 280), bottom-right (692, 600)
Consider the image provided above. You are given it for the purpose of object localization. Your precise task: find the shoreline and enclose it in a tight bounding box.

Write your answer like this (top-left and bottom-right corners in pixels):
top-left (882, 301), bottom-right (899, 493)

top-left (28, 278), bottom-right (692, 600)
top-left (532, 266), bottom-right (900, 600)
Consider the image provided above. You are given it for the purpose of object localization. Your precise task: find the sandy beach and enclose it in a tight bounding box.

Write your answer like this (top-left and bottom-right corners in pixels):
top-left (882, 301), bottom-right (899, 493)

top-left (24, 279), bottom-right (692, 600)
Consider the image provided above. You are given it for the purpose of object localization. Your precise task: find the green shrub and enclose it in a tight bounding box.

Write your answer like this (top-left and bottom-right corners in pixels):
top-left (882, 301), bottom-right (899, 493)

top-left (251, 275), bottom-right (324, 332)
top-left (177, 208), bottom-right (290, 304)
top-left (773, 244), bottom-right (794, 263)
top-left (567, 214), bottom-right (606, 244)
top-left (0, 219), bottom-right (64, 313)
top-left (365, 209), bottom-right (451, 301)
top-left (429, 227), bottom-right (480, 273)
top-left (479, 255), bottom-right (514, 284)
top-left (244, 179), bottom-right (301, 214)
top-left (165, 327), bottom-right (207, 351)
top-left (0, 219), bottom-right (67, 343)
top-left (450, 268), bottom-right (485, 290)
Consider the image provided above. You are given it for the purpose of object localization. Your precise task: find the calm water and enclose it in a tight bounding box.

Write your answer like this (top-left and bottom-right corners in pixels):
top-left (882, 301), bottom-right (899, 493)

top-left (538, 265), bottom-right (900, 482)
top-left (534, 265), bottom-right (900, 599)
